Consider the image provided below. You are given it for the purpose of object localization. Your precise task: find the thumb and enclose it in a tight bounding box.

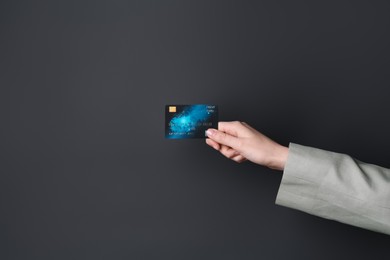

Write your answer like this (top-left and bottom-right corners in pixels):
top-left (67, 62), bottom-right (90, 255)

top-left (206, 128), bottom-right (241, 149)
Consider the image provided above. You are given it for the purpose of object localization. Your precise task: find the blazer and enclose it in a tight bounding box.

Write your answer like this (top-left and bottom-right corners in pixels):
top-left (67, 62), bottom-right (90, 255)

top-left (275, 143), bottom-right (390, 235)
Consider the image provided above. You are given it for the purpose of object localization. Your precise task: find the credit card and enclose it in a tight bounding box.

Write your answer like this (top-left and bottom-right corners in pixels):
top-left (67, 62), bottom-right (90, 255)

top-left (165, 104), bottom-right (218, 139)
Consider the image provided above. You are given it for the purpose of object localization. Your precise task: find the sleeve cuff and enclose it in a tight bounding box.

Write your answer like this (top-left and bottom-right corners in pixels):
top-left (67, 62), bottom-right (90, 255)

top-left (275, 142), bottom-right (337, 215)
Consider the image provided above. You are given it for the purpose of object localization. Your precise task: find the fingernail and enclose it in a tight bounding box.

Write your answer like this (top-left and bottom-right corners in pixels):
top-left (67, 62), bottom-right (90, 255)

top-left (206, 129), bottom-right (215, 137)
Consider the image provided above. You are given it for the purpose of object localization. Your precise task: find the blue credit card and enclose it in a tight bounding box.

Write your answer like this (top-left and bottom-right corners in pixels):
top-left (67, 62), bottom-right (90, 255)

top-left (165, 104), bottom-right (218, 139)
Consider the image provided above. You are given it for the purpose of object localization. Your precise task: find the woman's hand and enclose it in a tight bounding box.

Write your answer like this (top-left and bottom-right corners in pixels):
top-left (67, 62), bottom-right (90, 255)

top-left (205, 121), bottom-right (289, 171)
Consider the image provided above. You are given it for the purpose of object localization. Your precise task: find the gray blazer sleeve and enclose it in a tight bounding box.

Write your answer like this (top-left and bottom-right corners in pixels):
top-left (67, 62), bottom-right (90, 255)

top-left (275, 143), bottom-right (390, 235)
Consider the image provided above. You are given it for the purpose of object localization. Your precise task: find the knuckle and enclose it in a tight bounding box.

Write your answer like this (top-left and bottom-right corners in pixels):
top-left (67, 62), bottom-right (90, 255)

top-left (235, 139), bottom-right (244, 150)
top-left (233, 157), bottom-right (242, 163)
top-left (217, 132), bottom-right (226, 141)
top-left (222, 152), bottom-right (231, 159)
top-left (233, 120), bottom-right (242, 126)
top-left (227, 153), bottom-right (235, 159)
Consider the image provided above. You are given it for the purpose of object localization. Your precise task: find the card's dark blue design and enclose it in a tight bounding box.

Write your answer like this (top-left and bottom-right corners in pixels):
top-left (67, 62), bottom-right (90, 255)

top-left (165, 104), bottom-right (218, 139)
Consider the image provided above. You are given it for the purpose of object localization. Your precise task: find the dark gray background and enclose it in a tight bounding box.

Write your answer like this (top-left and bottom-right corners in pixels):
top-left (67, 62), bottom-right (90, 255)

top-left (1, 0), bottom-right (390, 259)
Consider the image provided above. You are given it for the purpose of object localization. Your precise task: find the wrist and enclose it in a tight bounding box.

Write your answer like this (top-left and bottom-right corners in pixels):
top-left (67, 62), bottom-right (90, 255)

top-left (267, 145), bottom-right (289, 171)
